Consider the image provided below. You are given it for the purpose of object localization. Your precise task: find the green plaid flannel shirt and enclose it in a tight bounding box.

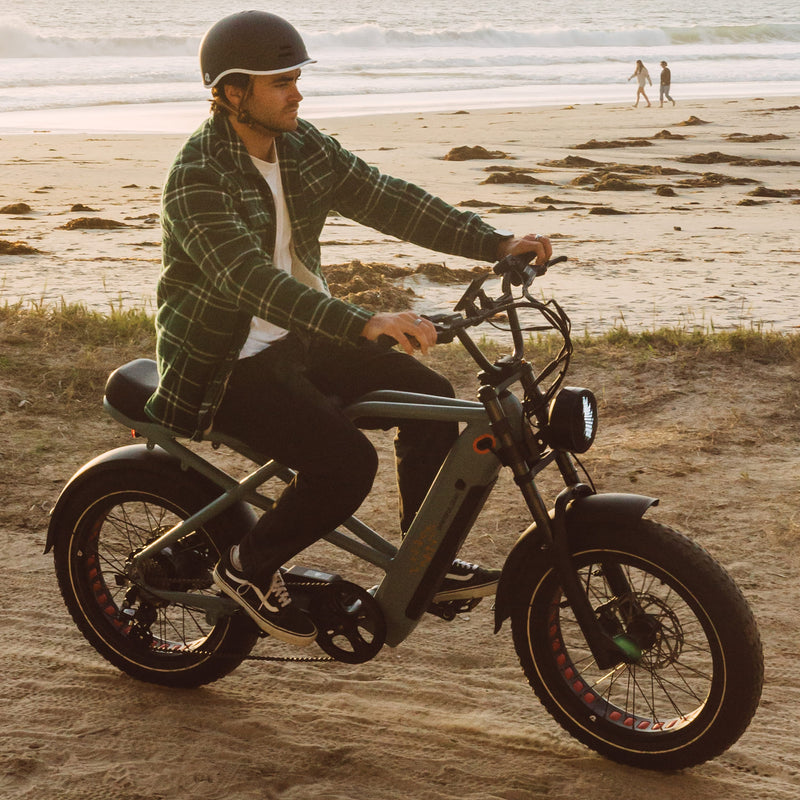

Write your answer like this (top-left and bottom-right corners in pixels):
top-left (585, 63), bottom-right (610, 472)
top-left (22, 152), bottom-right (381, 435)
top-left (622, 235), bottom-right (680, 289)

top-left (145, 114), bottom-right (506, 437)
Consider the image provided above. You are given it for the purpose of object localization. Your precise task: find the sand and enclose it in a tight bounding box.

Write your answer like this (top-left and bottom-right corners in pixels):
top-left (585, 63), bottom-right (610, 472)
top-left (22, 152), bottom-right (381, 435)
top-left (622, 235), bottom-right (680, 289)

top-left (1, 97), bottom-right (800, 799)
top-left (1, 96), bottom-right (799, 332)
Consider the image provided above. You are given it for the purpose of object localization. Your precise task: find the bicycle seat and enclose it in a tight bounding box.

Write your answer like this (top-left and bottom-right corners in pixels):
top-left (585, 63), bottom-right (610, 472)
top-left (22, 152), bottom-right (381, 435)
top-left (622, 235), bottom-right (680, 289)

top-left (104, 358), bottom-right (159, 424)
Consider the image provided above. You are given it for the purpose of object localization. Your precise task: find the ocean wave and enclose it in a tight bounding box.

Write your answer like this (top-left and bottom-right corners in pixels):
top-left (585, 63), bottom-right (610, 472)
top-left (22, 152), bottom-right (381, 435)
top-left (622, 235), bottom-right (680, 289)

top-left (2, 20), bottom-right (800, 60)
top-left (308, 22), bottom-right (800, 51)
top-left (0, 21), bottom-right (197, 58)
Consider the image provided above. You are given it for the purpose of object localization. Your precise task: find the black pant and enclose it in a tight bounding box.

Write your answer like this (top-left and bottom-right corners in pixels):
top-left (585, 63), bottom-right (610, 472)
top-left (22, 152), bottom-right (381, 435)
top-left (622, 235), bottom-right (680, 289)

top-left (212, 334), bottom-right (458, 584)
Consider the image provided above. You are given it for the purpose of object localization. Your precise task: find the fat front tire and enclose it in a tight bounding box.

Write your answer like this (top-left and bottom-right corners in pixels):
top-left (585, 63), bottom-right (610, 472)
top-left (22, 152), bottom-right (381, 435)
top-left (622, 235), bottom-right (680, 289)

top-left (53, 467), bottom-right (259, 687)
top-left (510, 518), bottom-right (763, 770)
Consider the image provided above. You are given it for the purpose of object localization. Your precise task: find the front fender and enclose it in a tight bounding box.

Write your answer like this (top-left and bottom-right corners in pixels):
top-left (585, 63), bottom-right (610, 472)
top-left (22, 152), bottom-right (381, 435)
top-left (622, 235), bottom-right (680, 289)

top-left (45, 444), bottom-right (257, 553)
top-left (493, 492), bottom-right (658, 632)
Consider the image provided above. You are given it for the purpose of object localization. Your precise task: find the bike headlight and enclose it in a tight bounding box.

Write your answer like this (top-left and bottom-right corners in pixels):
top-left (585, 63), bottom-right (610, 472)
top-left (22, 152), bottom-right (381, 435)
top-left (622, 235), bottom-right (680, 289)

top-left (546, 387), bottom-right (598, 453)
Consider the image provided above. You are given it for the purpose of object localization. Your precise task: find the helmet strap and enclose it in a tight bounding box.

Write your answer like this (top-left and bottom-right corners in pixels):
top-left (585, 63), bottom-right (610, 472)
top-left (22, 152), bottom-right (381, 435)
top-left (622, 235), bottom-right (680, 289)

top-left (236, 78), bottom-right (256, 126)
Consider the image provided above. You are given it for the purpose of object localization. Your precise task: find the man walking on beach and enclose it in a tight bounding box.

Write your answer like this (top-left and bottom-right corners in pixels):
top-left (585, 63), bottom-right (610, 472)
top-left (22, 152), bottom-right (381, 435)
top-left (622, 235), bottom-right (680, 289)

top-left (145, 10), bottom-right (552, 645)
top-left (659, 61), bottom-right (675, 107)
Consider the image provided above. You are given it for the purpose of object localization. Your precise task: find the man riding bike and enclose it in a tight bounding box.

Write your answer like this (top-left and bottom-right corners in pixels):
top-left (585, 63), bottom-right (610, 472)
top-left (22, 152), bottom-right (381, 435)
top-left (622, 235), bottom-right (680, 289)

top-left (145, 10), bottom-right (552, 645)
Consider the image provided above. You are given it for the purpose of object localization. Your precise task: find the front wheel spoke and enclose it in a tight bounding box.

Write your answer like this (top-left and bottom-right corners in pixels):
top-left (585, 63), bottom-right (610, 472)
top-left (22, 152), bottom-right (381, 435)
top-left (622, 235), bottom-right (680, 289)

top-left (624, 664), bottom-right (662, 720)
top-left (653, 661), bottom-right (711, 707)
top-left (560, 564), bottom-right (715, 724)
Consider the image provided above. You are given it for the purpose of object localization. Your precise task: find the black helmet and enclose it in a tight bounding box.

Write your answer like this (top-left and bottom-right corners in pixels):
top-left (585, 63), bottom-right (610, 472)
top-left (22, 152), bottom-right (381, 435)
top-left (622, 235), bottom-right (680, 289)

top-left (199, 11), bottom-right (314, 89)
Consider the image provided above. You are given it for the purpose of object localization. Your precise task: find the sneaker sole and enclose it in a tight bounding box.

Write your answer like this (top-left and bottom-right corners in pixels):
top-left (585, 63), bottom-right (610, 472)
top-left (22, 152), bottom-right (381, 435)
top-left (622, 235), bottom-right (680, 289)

top-left (432, 580), bottom-right (498, 603)
top-left (212, 568), bottom-right (317, 648)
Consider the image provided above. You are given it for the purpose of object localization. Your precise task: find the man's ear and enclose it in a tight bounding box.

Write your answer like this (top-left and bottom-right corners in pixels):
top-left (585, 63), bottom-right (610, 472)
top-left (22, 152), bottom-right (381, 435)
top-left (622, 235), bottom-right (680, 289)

top-left (223, 83), bottom-right (244, 109)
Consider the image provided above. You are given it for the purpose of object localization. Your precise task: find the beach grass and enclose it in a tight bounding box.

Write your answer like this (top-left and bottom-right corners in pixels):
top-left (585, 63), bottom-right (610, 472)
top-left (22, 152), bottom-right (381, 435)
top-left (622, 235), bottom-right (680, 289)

top-left (2, 299), bottom-right (798, 361)
top-left (0, 298), bottom-right (154, 348)
top-left (2, 300), bottom-right (798, 412)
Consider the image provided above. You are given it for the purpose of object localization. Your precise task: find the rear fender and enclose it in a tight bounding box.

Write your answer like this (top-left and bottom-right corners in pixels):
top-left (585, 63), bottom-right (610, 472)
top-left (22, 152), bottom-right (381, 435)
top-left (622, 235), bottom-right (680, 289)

top-left (493, 492), bottom-right (658, 632)
top-left (45, 444), bottom-right (257, 553)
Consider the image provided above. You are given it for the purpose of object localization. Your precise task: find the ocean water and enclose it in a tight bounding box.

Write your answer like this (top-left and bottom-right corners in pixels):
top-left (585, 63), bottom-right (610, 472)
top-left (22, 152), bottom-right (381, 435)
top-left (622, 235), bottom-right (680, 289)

top-left (1, 0), bottom-right (799, 130)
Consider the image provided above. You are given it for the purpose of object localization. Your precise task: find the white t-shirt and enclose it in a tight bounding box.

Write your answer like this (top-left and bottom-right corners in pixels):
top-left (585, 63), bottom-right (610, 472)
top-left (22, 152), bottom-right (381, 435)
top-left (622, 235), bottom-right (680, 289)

top-left (238, 152), bottom-right (328, 359)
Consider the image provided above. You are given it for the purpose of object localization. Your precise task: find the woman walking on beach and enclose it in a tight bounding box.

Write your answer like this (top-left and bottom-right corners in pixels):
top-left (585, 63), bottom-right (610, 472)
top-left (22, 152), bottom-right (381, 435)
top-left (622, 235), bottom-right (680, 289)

top-left (628, 60), bottom-right (652, 107)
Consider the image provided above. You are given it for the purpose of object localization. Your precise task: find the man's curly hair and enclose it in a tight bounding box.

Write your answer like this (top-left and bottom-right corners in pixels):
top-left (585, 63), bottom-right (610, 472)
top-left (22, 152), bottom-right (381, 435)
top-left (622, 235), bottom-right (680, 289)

top-left (210, 73), bottom-right (250, 117)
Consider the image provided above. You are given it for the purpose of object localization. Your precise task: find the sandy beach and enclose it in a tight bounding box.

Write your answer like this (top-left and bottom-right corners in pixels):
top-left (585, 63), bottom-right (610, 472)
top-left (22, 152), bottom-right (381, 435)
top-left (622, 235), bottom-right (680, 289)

top-left (1, 96), bottom-right (800, 800)
top-left (1, 95), bottom-right (799, 333)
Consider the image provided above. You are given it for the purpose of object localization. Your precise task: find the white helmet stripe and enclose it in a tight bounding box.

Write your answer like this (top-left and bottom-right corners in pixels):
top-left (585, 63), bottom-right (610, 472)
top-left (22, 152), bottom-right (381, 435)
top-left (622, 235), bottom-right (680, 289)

top-left (204, 59), bottom-right (316, 89)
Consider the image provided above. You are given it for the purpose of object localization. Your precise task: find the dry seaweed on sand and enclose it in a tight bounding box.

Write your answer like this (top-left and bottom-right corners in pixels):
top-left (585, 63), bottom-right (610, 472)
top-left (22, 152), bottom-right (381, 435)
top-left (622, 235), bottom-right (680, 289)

top-left (321, 261), bottom-right (416, 311)
top-left (650, 129), bottom-right (689, 140)
top-left (413, 262), bottom-right (490, 283)
top-left (457, 199), bottom-right (497, 208)
top-left (0, 239), bottom-right (42, 255)
top-left (675, 172), bottom-right (759, 187)
top-left (337, 286), bottom-right (416, 311)
top-left (588, 206), bottom-right (628, 214)
top-left (480, 172), bottom-right (554, 185)
top-left (539, 155), bottom-right (603, 168)
top-left (588, 175), bottom-right (649, 192)
top-left (483, 165), bottom-right (550, 174)
top-left (443, 145), bottom-right (509, 161)
top-left (58, 217), bottom-right (129, 230)
top-left (676, 151), bottom-right (800, 167)
top-left (573, 138), bottom-right (654, 149)
top-left (746, 187), bottom-right (800, 198)
top-left (322, 259), bottom-right (409, 287)
top-left (571, 174), bottom-right (600, 186)
top-left (595, 163), bottom-right (687, 177)
top-left (676, 115), bottom-right (711, 126)
top-left (0, 202), bottom-right (33, 214)
top-left (724, 132), bottom-right (789, 142)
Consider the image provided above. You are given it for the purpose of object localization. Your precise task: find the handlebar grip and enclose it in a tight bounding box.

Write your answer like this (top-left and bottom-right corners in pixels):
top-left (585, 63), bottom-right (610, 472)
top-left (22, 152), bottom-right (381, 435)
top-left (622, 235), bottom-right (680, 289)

top-left (375, 333), bottom-right (398, 350)
top-left (494, 253), bottom-right (569, 285)
top-left (493, 252), bottom-right (537, 277)
top-left (375, 332), bottom-right (421, 350)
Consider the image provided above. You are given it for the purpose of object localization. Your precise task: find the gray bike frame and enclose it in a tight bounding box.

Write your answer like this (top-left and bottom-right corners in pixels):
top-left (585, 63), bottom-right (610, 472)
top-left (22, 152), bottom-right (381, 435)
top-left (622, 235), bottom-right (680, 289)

top-left (115, 388), bottom-right (522, 647)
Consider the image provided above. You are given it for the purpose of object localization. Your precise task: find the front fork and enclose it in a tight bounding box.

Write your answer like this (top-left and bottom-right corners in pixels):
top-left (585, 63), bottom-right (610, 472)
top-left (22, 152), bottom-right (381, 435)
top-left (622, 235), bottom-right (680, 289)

top-left (480, 384), bottom-right (636, 670)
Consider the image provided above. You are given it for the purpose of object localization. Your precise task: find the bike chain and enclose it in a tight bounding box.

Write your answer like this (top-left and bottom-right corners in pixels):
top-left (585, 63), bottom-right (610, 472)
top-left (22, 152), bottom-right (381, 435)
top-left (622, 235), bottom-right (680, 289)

top-left (148, 579), bottom-right (339, 663)
top-left (134, 577), bottom-right (470, 664)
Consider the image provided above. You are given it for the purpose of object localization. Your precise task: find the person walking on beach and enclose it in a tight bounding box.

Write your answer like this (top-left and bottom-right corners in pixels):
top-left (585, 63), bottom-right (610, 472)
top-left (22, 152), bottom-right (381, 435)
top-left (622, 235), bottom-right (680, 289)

top-left (659, 60), bottom-right (675, 107)
top-left (628, 59), bottom-right (652, 107)
top-left (146, 10), bottom-right (553, 646)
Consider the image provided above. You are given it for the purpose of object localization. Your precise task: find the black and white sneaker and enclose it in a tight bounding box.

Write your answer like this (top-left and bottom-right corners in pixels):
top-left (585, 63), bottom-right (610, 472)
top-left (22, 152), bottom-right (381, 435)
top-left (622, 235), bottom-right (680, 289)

top-left (213, 551), bottom-right (317, 647)
top-left (432, 558), bottom-right (501, 603)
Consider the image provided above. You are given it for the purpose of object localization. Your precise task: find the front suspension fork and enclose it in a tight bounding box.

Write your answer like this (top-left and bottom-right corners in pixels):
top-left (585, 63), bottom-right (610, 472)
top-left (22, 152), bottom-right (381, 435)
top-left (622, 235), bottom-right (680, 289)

top-left (549, 486), bottom-right (639, 668)
top-left (480, 385), bottom-right (633, 670)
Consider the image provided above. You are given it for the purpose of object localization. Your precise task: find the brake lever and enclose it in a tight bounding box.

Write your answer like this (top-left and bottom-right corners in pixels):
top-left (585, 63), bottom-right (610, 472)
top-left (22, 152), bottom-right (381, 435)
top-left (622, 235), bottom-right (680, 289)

top-left (493, 252), bottom-right (536, 281)
top-left (496, 253), bottom-right (569, 288)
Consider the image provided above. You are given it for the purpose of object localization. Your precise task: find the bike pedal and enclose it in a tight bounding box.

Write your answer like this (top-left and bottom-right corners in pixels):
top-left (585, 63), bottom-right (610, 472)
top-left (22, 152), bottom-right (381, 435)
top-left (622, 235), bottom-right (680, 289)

top-left (283, 565), bottom-right (342, 585)
top-left (427, 597), bottom-right (482, 621)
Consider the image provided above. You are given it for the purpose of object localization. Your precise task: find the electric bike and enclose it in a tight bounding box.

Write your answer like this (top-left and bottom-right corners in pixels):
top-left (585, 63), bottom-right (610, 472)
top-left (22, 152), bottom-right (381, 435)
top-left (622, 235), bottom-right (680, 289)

top-left (46, 253), bottom-right (763, 770)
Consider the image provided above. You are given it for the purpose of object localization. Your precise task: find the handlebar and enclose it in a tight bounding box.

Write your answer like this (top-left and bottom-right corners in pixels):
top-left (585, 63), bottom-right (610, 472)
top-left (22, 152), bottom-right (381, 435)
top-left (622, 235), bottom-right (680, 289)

top-left (377, 254), bottom-right (571, 385)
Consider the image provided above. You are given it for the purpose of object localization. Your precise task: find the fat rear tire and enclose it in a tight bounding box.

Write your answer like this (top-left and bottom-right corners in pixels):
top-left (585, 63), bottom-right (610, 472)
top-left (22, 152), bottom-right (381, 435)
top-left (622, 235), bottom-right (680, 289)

top-left (53, 466), bottom-right (259, 687)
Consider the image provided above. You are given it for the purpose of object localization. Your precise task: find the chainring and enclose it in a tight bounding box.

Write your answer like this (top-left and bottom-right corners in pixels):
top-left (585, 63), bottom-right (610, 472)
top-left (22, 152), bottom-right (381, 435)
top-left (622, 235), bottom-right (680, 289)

top-left (309, 581), bottom-right (386, 664)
